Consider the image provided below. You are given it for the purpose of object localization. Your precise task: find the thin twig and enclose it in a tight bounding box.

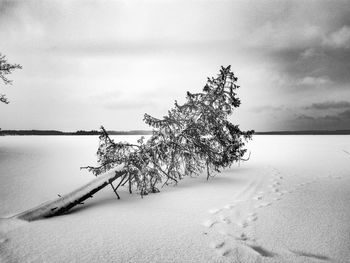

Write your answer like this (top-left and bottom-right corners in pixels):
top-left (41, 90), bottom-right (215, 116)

top-left (109, 182), bottom-right (120, 199)
top-left (240, 151), bottom-right (251, 161)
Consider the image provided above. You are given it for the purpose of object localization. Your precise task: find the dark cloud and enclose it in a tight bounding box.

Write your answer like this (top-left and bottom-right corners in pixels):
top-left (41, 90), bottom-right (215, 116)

top-left (296, 114), bottom-right (318, 121)
top-left (264, 46), bottom-right (350, 90)
top-left (297, 114), bottom-right (341, 122)
top-left (244, 1), bottom-right (350, 91)
top-left (339, 109), bottom-right (350, 118)
top-left (306, 101), bottom-right (350, 110)
top-left (0, 0), bottom-right (17, 15)
top-left (293, 114), bottom-right (340, 130)
top-left (292, 109), bottom-right (350, 130)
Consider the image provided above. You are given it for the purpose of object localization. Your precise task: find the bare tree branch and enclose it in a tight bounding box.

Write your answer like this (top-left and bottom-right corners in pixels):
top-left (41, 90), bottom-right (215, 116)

top-left (0, 52), bottom-right (22, 104)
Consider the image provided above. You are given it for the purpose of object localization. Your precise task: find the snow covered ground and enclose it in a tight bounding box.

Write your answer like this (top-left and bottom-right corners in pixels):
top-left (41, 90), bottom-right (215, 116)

top-left (0, 135), bottom-right (350, 262)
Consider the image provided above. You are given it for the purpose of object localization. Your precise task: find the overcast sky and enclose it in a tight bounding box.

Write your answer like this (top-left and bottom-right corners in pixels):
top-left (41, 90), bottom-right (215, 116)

top-left (1, 0), bottom-right (350, 131)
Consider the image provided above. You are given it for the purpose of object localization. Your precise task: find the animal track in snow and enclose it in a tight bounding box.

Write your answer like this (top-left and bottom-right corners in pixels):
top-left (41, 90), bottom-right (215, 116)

top-left (219, 215), bottom-right (231, 224)
top-left (256, 202), bottom-right (271, 209)
top-left (211, 241), bottom-right (225, 249)
top-left (202, 219), bottom-right (218, 228)
top-left (221, 249), bottom-right (232, 256)
top-left (253, 194), bottom-right (263, 200)
top-left (205, 168), bottom-right (334, 261)
top-left (204, 168), bottom-right (285, 260)
top-left (248, 244), bottom-right (277, 258)
top-left (0, 236), bottom-right (8, 244)
top-left (223, 203), bottom-right (236, 209)
top-left (236, 220), bottom-right (248, 228)
top-left (235, 233), bottom-right (249, 241)
top-left (208, 208), bottom-right (222, 214)
top-left (247, 213), bottom-right (258, 222)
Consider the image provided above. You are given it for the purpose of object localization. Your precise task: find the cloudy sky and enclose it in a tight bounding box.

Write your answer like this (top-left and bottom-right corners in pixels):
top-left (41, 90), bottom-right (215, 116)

top-left (1, 0), bottom-right (350, 131)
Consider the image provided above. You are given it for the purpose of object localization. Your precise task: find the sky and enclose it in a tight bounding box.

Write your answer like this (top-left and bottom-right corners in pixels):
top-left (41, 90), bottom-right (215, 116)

top-left (0, 0), bottom-right (350, 132)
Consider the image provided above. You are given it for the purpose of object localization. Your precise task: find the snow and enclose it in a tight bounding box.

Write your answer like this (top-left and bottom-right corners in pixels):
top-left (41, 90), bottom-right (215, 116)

top-left (1, 135), bottom-right (350, 262)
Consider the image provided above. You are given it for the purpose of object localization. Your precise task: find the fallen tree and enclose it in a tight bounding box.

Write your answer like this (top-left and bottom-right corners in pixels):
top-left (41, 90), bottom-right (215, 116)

top-left (16, 165), bottom-right (125, 221)
top-left (15, 66), bottom-right (253, 221)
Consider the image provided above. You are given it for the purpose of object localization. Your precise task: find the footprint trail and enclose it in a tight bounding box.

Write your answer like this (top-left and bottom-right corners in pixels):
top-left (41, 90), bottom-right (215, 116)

top-left (200, 166), bottom-right (330, 261)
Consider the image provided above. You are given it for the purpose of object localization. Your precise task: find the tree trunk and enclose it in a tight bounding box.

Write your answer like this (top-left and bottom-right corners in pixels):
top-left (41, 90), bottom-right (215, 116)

top-left (15, 165), bottom-right (126, 221)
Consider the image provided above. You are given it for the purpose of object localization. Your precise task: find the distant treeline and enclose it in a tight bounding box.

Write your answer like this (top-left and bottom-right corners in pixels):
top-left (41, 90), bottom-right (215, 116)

top-left (0, 130), bottom-right (153, 136)
top-left (1, 129), bottom-right (350, 136)
top-left (255, 130), bottom-right (350, 135)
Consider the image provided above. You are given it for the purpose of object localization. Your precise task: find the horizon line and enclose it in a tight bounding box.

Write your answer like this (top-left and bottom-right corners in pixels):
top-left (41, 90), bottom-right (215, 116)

top-left (1, 129), bottom-right (350, 135)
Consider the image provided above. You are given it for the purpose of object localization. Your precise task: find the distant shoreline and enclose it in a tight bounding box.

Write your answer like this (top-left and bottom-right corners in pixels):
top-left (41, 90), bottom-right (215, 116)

top-left (255, 130), bottom-right (350, 135)
top-left (0, 130), bottom-right (153, 136)
top-left (1, 130), bottom-right (350, 136)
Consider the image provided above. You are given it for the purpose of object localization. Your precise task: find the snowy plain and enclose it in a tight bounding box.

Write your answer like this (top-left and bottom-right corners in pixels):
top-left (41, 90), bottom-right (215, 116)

top-left (0, 135), bottom-right (349, 262)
